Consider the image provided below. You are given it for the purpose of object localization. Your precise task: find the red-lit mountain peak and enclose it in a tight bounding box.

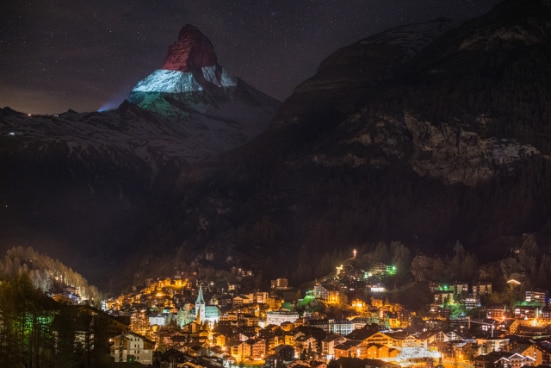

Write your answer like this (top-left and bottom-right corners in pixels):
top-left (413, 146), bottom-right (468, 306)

top-left (161, 24), bottom-right (218, 72)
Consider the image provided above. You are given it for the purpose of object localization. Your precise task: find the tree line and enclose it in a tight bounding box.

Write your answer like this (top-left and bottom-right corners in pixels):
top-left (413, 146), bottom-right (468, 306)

top-left (0, 246), bottom-right (100, 303)
top-left (0, 246), bottom-right (127, 367)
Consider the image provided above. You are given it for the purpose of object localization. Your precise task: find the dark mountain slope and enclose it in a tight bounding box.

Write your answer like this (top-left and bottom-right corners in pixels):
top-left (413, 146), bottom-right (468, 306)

top-left (0, 26), bottom-right (279, 288)
top-left (130, 0), bottom-right (551, 284)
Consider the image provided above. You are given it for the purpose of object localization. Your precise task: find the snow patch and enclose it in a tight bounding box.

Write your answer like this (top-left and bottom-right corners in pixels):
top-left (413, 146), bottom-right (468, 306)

top-left (132, 66), bottom-right (237, 94)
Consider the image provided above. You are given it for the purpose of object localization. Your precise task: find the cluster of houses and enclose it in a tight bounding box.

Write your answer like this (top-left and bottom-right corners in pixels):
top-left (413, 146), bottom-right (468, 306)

top-left (103, 263), bottom-right (551, 368)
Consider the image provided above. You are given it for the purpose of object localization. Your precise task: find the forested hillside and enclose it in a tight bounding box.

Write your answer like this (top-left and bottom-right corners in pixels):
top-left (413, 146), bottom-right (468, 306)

top-left (0, 246), bottom-right (100, 304)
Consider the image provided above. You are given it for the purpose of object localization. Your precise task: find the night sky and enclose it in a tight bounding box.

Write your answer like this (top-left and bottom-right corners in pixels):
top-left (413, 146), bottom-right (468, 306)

top-left (1, 0), bottom-right (501, 115)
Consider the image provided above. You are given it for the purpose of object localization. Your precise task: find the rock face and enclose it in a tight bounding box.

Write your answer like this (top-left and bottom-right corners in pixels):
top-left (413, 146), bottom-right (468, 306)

top-left (269, 0), bottom-right (551, 187)
top-left (161, 25), bottom-right (219, 72)
top-left (403, 114), bottom-right (539, 186)
top-left (132, 25), bottom-right (237, 94)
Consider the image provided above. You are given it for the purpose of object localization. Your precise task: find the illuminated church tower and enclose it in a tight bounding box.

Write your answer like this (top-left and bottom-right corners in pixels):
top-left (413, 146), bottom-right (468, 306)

top-left (195, 285), bottom-right (206, 323)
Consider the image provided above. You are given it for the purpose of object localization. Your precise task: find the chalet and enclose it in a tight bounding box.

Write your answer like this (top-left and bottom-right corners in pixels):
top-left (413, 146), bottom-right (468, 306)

top-left (494, 352), bottom-right (535, 368)
top-left (514, 305), bottom-right (538, 319)
top-left (321, 334), bottom-right (347, 359)
top-left (213, 332), bottom-right (227, 348)
top-left (465, 294), bottom-right (481, 309)
top-left (158, 330), bottom-right (188, 348)
top-left (110, 332), bottom-right (155, 365)
top-left (233, 294), bottom-right (254, 306)
top-left (181, 321), bottom-right (203, 334)
top-left (446, 330), bottom-right (465, 341)
top-left (249, 338), bottom-right (267, 359)
top-left (333, 331), bottom-right (402, 360)
top-left (254, 291), bottom-right (269, 304)
top-left (476, 337), bottom-right (510, 355)
top-left (416, 330), bottom-right (451, 345)
top-left (271, 278), bottom-right (289, 290)
top-left (532, 340), bottom-right (551, 366)
top-left (525, 290), bottom-right (547, 307)
top-left (368, 331), bottom-right (404, 349)
top-left (486, 306), bottom-right (508, 320)
top-left (365, 343), bottom-right (399, 359)
top-left (453, 282), bottom-right (469, 296)
top-left (508, 342), bottom-right (543, 365)
top-left (262, 332), bottom-right (284, 353)
top-left (231, 341), bottom-right (252, 361)
top-left (430, 282), bottom-right (468, 298)
top-left (334, 339), bottom-right (363, 358)
top-left (313, 283), bottom-right (341, 304)
top-left (349, 317), bottom-right (370, 330)
top-left (295, 335), bottom-right (319, 358)
top-left (239, 313), bottom-right (259, 327)
top-left (473, 351), bottom-right (509, 368)
top-left (402, 334), bottom-right (426, 350)
top-left (472, 282), bottom-right (493, 296)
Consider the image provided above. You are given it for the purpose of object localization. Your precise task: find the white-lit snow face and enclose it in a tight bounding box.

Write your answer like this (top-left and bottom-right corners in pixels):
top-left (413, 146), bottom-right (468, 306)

top-left (132, 66), bottom-right (237, 93)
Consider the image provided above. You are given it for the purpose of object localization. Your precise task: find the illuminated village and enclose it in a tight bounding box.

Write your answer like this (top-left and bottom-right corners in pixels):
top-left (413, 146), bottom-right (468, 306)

top-left (100, 248), bottom-right (551, 368)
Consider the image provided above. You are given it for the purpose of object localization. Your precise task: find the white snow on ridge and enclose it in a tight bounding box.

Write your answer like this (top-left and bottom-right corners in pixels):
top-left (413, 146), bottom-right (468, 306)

top-left (133, 70), bottom-right (203, 93)
top-left (132, 66), bottom-right (237, 93)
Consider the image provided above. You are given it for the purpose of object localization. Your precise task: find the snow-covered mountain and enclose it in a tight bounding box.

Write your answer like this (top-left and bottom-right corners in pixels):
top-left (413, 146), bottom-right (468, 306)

top-left (0, 24), bottom-right (279, 288)
top-left (127, 24), bottom-right (280, 159)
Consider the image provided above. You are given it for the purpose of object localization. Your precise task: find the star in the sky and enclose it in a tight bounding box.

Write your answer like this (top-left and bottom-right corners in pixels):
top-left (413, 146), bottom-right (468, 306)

top-left (0, 0), bottom-right (501, 114)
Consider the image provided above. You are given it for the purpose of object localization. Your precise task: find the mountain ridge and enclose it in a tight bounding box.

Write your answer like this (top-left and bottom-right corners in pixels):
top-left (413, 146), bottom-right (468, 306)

top-left (124, 0), bottom-right (551, 286)
top-left (0, 25), bottom-right (280, 289)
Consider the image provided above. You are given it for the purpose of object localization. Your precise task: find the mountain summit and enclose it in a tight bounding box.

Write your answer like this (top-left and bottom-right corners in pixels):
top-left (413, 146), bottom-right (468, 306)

top-left (126, 25), bottom-right (280, 165)
top-left (131, 25), bottom-right (238, 96)
top-left (0, 25), bottom-right (279, 288)
top-left (162, 24), bottom-right (219, 73)
top-left (128, 24), bottom-right (278, 125)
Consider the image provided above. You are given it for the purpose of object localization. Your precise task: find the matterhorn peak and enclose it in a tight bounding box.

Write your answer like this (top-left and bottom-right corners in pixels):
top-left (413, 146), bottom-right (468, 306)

top-left (130, 24), bottom-right (236, 95)
top-left (161, 24), bottom-right (218, 72)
